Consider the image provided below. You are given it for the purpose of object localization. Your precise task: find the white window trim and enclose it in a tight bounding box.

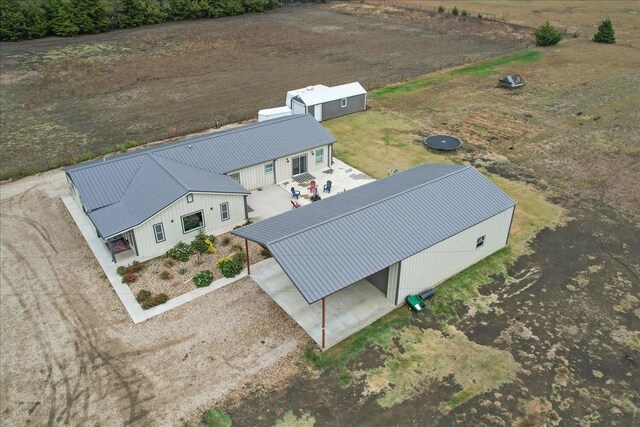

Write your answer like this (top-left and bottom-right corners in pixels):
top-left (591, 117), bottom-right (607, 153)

top-left (315, 148), bottom-right (324, 165)
top-left (153, 222), bottom-right (165, 243)
top-left (341, 98), bottom-right (347, 108)
top-left (186, 193), bottom-right (194, 203)
top-left (181, 210), bottom-right (205, 234)
top-left (220, 202), bottom-right (230, 221)
top-left (264, 162), bottom-right (273, 174)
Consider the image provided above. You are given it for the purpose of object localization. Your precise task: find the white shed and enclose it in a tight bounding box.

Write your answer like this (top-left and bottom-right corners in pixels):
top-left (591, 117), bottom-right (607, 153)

top-left (258, 106), bottom-right (293, 122)
top-left (289, 82), bottom-right (367, 122)
top-left (285, 84), bottom-right (328, 109)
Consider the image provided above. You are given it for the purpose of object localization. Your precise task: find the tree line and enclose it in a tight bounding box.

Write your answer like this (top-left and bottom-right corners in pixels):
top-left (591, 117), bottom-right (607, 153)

top-left (0, 0), bottom-right (281, 41)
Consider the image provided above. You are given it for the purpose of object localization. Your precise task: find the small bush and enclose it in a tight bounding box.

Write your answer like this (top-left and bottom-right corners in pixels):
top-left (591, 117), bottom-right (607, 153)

top-left (129, 260), bottom-right (144, 273)
top-left (534, 21), bottom-right (563, 46)
top-left (136, 289), bottom-right (152, 304)
top-left (204, 408), bottom-right (232, 427)
top-left (437, 5), bottom-right (445, 13)
top-left (461, 10), bottom-right (469, 17)
top-left (166, 241), bottom-right (194, 262)
top-left (232, 251), bottom-right (246, 264)
top-left (221, 236), bottom-right (231, 246)
top-left (451, 6), bottom-right (459, 16)
top-left (123, 272), bottom-right (138, 284)
top-left (159, 270), bottom-right (173, 280)
top-left (593, 18), bottom-right (615, 44)
top-left (193, 270), bottom-right (214, 287)
top-left (231, 244), bottom-right (243, 253)
top-left (217, 257), bottom-right (243, 278)
top-left (164, 257), bottom-right (177, 268)
top-left (151, 293), bottom-right (169, 306)
top-left (116, 266), bottom-right (126, 276)
top-left (477, 13), bottom-right (483, 19)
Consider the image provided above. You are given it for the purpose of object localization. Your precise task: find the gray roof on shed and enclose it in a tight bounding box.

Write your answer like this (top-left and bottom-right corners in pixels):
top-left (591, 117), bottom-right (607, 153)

top-left (232, 164), bottom-right (516, 304)
top-left (66, 114), bottom-right (333, 238)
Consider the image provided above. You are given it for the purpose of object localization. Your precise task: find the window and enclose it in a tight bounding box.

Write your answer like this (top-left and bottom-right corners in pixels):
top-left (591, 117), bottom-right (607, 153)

top-left (220, 202), bottom-right (230, 221)
top-left (315, 148), bottom-right (324, 164)
top-left (186, 194), bottom-right (194, 203)
top-left (476, 235), bottom-right (485, 249)
top-left (181, 211), bottom-right (204, 234)
top-left (264, 162), bottom-right (273, 174)
top-left (153, 223), bottom-right (165, 243)
top-left (341, 98), bottom-right (347, 108)
top-left (229, 172), bottom-right (240, 184)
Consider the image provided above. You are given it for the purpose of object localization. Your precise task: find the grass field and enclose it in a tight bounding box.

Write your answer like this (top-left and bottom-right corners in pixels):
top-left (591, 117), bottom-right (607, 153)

top-left (0, 2), bottom-right (529, 180)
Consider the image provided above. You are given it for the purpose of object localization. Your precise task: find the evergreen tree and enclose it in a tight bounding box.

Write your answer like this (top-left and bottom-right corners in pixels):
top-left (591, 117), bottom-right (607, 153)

top-left (593, 18), bottom-right (615, 44)
top-left (534, 21), bottom-right (563, 46)
top-left (117, 0), bottom-right (166, 28)
top-left (48, 0), bottom-right (80, 37)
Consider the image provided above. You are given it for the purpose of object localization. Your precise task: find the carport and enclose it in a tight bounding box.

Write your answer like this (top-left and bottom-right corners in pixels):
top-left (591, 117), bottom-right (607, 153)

top-left (249, 258), bottom-right (395, 349)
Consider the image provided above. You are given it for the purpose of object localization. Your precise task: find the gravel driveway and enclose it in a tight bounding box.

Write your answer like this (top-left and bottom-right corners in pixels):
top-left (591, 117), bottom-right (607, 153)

top-left (0, 170), bottom-right (307, 425)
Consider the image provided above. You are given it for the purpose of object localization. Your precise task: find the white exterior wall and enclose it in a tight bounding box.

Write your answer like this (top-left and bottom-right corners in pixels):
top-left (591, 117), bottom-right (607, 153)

top-left (291, 99), bottom-right (307, 115)
top-left (67, 175), bottom-right (84, 212)
top-left (313, 104), bottom-right (322, 121)
top-left (396, 207), bottom-right (514, 304)
top-left (274, 145), bottom-right (331, 182)
top-left (227, 162), bottom-right (275, 191)
top-left (133, 192), bottom-right (247, 257)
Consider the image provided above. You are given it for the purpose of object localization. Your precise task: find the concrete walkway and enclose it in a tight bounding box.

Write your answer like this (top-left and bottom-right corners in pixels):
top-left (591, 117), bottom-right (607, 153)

top-left (250, 258), bottom-right (396, 349)
top-left (62, 196), bottom-right (265, 323)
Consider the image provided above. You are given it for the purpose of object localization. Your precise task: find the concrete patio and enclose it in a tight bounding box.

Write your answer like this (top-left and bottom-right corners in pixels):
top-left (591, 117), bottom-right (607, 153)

top-left (250, 258), bottom-right (396, 349)
top-left (246, 158), bottom-right (375, 222)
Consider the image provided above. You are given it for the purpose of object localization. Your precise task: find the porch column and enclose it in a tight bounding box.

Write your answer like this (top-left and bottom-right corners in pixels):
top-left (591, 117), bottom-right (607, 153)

top-left (322, 297), bottom-right (326, 349)
top-left (243, 195), bottom-right (249, 220)
top-left (244, 239), bottom-right (250, 275)
top-left (129, 230), bottom-right (139, 256)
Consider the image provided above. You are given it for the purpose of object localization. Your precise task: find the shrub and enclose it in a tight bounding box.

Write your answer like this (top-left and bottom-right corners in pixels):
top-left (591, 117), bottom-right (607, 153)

top-left (129, 260), bottom-right (144, 273)
top-left (123, 272), bottom-right (138, 284)
top-left (136, 290), bottom-right (152, 304)
top-left (217, 257), bottom-right (243, 278)
top-left (116, 266), bottom-right (126, 276)
top-left (461, 10), bottom-right (469, 17)
top-left (231, 244), bottom-right (243, 253)
top-left (477, 13), bottom-right (483, 19)
top-left (151, 293), bottom-right (169, 306)
top-left (534, 21), bottom-right (563, 46)
top-left (221, 236), bottom-right (231, 246)
top-left (259, 247), bottom-right (272, 258)
top-left (193, 270), bottom-right (214, 287)
top-left (166, 241), bottom-right (194, 262)
top-left (164, 258), bottom-right (177, 268)
top-left (159, 270), bottom-right (173, 280)
top-left (232, 251), bottom-right (246, 264)
top-left (593, 18), bottom-right (615, 44)
top-left (437, 5), bottom-right (445, 13)
top-left (451, 6), bottom-right (459, 16)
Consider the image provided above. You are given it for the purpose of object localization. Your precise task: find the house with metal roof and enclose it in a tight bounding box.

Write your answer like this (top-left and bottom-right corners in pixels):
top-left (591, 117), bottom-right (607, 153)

top-left (232, 163), bottom-right (516, 348)
top-left (289, 82), bottom-right (367, 122)
top-left (65, 114), bottom-right (336, 262)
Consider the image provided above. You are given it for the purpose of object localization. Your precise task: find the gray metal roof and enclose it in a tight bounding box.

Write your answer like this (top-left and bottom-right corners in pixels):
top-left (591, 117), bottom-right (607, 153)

top-left (233, 164), bottom-right (516, 304)
top-left (65, 114), bottom-right (334, 238)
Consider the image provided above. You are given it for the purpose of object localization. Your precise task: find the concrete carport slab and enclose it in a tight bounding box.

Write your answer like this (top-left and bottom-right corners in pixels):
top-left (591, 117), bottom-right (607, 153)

top-left (250, 258), bottom-right (396, 349)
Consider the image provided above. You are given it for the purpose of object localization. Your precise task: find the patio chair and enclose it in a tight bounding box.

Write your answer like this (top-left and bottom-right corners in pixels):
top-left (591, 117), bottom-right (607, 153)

top-left (323, 180), bottom-right (332, 193)
top-left (309, 180), bottom-right (317, 195)
top-left (291, 200), bottom-right (301, 209)
top-left (290, 187), bottom-right (300, 199)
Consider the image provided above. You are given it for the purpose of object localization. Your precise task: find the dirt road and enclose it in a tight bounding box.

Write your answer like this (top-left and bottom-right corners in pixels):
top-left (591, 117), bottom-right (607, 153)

top-left (0, 171), bottom-right (307, 425)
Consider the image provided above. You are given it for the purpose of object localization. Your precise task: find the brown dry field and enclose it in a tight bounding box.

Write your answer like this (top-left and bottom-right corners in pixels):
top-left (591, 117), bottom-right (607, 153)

top-left (0, 2), bottom-right (529, 180)
top-left (1, 2), bottom-right (639, 426)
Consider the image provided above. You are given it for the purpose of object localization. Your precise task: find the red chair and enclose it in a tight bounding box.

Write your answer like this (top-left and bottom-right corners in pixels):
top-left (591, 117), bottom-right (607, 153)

top-left (291, 200), bottom-right (301, 208)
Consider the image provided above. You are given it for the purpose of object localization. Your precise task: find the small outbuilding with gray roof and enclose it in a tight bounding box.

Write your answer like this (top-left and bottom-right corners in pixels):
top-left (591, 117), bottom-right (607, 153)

top-left (65, 114), bottom-right (336, 262)
top-left (233, 163), bottom-right (516, 348)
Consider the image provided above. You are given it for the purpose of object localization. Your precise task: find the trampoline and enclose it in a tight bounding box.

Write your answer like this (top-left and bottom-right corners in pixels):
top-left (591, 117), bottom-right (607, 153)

top-left (424, 134), bottom-right (463, 151)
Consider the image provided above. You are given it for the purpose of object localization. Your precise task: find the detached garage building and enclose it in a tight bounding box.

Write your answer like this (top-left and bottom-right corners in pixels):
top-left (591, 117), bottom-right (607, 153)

top-left (289, 82), bottom-right (367, 122)
top-left (65, 114), bottom-right (335, 262)
top-left (233, 163), bottom-right (516, 348)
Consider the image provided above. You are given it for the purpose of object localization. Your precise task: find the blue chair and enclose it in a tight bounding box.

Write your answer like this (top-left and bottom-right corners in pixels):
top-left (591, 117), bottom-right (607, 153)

top-left (323, 180), bottom-right (332, 193)
top-left (291, 187), bottom-right (300, 199)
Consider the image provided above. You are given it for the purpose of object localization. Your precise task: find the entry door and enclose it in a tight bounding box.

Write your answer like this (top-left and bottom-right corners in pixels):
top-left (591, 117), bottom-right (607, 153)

top-left (292, 155), bottom-right (307, 176)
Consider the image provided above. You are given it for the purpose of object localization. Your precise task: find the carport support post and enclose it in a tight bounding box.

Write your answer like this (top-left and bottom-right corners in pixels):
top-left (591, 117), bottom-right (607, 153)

top-left (322, 297), bottom-right (326, 349)
top-left (244, 239), bottom-right (250, 275)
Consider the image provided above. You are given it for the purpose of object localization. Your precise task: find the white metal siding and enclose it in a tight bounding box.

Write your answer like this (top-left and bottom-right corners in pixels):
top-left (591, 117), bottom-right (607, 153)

top-left (313, 104), bottom-right (322, 121)
top-left (396, 207), bottom-right (514, 304)
top-left (133, 192), bottom-right (246, 257)
top-left (387, 262), bottom-right (400, 303)
top-left (227, 163), bottom-right (274, 191)
top-left (274, 145), bottom-right (330, 183)
top-left (67, 175), bottom-right (84, 211)
top-left (291, 99), bottom-right (307, 115)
